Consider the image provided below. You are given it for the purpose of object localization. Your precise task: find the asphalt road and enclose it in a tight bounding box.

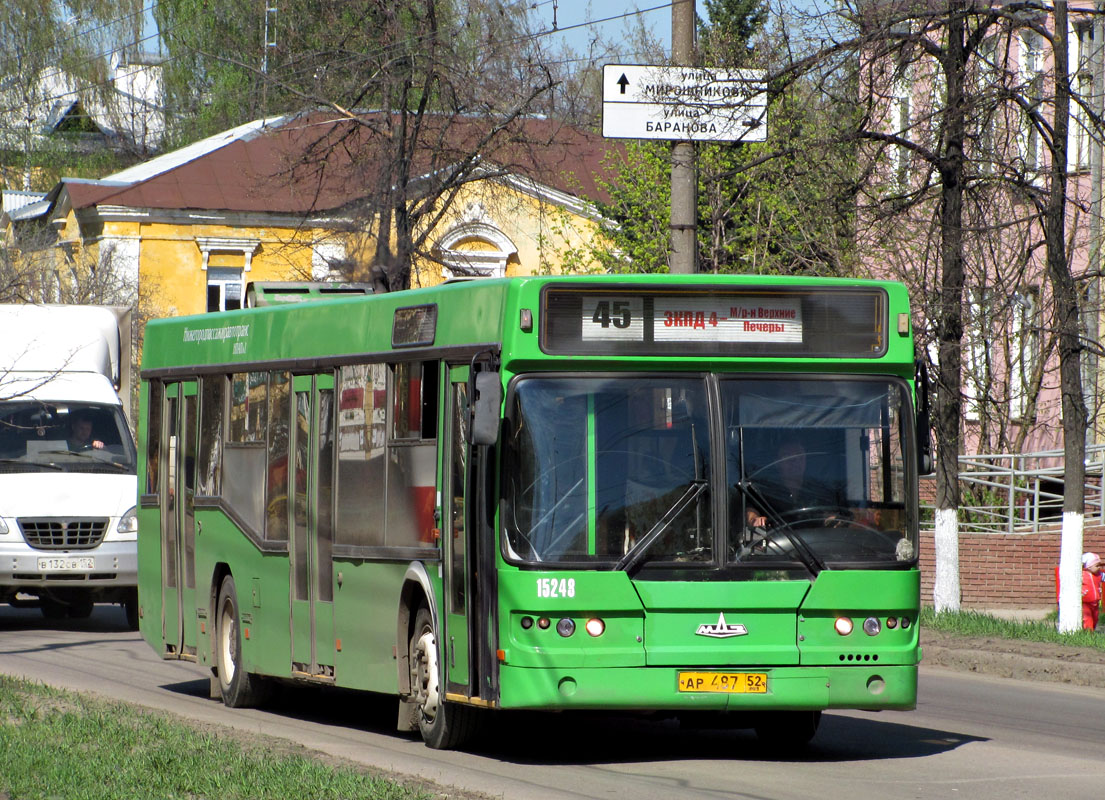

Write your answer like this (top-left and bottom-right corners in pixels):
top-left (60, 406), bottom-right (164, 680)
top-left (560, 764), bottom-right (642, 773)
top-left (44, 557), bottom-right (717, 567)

top-left (0, 604), bottom-right (1101, 800)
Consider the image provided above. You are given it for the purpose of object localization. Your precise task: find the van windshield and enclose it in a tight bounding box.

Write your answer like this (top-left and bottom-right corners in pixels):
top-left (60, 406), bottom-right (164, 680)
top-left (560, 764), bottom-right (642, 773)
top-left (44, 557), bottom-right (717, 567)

top-left (0, 401), bottom-right (136, 474)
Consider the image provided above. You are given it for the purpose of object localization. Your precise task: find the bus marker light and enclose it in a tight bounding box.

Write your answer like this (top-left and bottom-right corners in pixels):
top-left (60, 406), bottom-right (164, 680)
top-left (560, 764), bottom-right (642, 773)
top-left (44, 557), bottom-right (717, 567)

top-left (537, 617), bottom-right (550, 630)
top-left (556, 618), bottom-right (576, 637)
top-left (244, 628), bottom-right (250, 640)
top-left (497, 649), bottom-right (506, 662)
top-left (863, 617), bottom-right (881, 636)
top-left (585, 618), bottom-right (605, 637)
top-left (834, 617), bottom-right (854, 636)
top-left (520, 616), bottom-right (534, 630)
top-left (520, 309), bottom-right (534, 332)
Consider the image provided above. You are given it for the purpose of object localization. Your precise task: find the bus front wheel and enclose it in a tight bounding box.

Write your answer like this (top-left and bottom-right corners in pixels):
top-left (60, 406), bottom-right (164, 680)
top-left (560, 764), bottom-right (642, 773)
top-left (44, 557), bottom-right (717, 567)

top-left (216, 575), bottom-right (268, 708)
top-left (754, 710), bottom-right (821, 748)
top-left (409, 606), bottom-right (478, 749)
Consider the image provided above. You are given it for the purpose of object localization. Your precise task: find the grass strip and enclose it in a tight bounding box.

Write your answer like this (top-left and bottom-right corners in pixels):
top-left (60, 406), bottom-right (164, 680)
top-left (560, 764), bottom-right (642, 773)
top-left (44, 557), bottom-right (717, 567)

top-left (0, 675), bottom-right (432, 800)
top-left (921, 607), bottom-right (1105, 651)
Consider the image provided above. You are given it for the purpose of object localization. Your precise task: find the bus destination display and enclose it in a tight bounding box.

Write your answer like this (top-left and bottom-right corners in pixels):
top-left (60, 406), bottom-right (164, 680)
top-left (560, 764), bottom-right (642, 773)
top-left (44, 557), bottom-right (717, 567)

top-left (542, 285), bottom-right (886, 357)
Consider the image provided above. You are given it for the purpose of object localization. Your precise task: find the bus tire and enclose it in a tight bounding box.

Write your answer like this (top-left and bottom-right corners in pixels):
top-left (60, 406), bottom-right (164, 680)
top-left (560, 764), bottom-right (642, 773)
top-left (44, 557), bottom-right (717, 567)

top-left (215, 575), bottom-right (268, 708)
top-left (409, 606), bottom-right (478, 749)
top-left (754, 710), bottom-right (821, 748)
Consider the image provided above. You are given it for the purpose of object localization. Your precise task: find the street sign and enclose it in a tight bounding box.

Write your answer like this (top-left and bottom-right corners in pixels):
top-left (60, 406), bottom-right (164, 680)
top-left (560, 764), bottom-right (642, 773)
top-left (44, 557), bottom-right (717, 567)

top-left (601, 64), bottom-right (767, 143)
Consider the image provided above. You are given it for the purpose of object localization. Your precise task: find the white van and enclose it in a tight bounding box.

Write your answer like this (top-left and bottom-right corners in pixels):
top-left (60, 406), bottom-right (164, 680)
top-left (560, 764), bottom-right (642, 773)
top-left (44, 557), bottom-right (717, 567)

top-left (0, 305), bottom-right (138, 627)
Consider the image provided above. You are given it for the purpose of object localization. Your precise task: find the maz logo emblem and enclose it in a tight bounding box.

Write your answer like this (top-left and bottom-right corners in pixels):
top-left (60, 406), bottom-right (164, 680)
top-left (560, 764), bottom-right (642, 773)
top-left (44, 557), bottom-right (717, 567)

top-left (695, 612), bottom-right (749, 638)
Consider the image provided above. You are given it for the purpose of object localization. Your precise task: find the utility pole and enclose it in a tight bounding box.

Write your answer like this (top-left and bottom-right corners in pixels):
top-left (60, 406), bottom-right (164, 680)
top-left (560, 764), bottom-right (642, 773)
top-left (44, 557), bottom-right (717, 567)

top-left (669, 0), bottom-right (697, 274)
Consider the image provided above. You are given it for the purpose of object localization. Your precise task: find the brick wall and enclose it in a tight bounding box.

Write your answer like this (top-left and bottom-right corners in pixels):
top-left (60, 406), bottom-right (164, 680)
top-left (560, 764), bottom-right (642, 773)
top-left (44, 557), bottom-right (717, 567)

top-left (919, 525), bottom-right (1105, 608)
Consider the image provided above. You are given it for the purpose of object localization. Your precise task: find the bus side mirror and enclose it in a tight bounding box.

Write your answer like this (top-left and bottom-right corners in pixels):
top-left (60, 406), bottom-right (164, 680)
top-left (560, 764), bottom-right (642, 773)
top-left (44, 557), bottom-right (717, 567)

top-left (915, 358), bottom-right (934, 476)
top-left (469, 372), bottom-right (502, 446)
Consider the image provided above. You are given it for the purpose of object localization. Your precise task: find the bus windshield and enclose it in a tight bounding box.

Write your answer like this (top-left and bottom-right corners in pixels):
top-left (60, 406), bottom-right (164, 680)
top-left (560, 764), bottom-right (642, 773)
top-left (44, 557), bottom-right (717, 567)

top-left (503, 376), bottom-right (915, 571)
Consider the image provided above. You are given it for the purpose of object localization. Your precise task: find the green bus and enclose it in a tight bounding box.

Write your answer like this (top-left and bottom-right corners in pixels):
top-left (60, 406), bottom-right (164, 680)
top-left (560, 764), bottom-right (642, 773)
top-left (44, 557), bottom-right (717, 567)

top-left (137, 274), bottom-right (926, 750)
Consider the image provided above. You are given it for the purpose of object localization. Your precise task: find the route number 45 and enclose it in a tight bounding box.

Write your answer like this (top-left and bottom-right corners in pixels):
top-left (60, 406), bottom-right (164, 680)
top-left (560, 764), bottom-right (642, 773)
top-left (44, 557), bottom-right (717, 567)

top-left (592, 300), bottom-right (632, 329)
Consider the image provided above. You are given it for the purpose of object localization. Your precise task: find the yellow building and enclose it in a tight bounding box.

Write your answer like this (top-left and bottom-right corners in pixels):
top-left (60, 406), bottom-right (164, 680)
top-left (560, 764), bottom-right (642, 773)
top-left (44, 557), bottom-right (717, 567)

top-left (25, 113), bottom-right (616, 319)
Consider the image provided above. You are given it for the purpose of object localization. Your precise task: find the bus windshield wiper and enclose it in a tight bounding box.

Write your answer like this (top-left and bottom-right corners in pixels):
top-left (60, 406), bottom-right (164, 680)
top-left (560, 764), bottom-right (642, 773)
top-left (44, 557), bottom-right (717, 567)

top-left (736, 478), bottom-right (824, 576)
top-left (616, 480), bottom-right (707, 575)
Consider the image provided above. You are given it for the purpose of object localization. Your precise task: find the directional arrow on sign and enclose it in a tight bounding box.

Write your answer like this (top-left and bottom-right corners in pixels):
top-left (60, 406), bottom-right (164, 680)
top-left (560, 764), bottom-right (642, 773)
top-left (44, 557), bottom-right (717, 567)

top-left (617, 73), bottom-right (629, 94)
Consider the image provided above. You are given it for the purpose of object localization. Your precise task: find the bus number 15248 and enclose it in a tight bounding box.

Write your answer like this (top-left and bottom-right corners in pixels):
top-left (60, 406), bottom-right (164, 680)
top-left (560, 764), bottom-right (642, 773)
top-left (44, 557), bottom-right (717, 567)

top-left (536, 578), bottom-right (576, 598)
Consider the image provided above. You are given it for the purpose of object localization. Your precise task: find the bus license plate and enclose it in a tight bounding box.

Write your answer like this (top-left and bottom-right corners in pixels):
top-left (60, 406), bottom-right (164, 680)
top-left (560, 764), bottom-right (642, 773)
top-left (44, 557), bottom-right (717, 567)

top-left (38, 557), bottom-right (95, 572)
top-left (678, 671), bottom-right (768, 693)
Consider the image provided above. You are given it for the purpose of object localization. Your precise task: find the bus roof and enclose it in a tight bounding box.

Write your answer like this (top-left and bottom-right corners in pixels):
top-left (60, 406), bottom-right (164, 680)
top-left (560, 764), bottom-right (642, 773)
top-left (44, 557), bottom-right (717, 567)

top-left (140, 274), bottom-right (915, 377)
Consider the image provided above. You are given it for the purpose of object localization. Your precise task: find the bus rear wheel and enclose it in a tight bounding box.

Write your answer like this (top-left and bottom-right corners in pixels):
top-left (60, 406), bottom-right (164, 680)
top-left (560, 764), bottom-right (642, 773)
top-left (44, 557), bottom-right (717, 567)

top-left (409, 606), bottom-right (478, 750)
top-left (215, 575), bottom-right (269, 708)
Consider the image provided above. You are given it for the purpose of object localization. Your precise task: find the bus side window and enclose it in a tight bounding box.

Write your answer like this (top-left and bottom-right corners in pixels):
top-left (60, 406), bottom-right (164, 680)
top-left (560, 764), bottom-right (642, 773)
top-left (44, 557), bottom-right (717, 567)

top-left (146, 381), bottom-right (164, 495)
top-left (387, 361), bottom-right (438, 547)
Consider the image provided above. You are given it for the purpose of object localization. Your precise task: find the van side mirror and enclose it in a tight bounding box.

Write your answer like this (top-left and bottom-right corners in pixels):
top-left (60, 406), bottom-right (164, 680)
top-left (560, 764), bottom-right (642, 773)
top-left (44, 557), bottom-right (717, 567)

top-left (469, 371), bottom-right (502, 446)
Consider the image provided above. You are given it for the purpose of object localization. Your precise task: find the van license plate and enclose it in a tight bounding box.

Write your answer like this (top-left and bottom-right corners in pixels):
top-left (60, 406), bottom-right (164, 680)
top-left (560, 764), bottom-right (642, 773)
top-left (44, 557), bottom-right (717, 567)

top-left (38, 557), bottom-right (95, 571)
top-left (678, 671), bottom-right (768, 693)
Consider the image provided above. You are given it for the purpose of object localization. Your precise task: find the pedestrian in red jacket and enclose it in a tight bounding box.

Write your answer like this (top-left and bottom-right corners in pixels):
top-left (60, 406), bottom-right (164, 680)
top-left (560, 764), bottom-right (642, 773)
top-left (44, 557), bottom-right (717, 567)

top-left (1057, 553), bottom-right (1104, 631)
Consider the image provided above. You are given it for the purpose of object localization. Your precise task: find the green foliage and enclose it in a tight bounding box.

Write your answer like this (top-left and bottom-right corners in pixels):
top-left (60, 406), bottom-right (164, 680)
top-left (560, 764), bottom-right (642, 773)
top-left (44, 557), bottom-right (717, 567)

top-left (699, 0), bottom-right (768, 66)
top-left (559, 4), bottom-right (857, 277)
top-left (0, 675), bottom-right (431, 800)
top-left (577, 91), bottom-right (857, 276)
top-left (920, 607), bottom-right (1105, 651)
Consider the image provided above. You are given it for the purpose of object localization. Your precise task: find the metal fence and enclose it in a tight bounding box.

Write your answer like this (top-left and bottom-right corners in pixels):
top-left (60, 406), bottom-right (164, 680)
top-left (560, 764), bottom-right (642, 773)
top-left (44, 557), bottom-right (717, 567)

top-left (920, 445), bottom-right (1105, 534)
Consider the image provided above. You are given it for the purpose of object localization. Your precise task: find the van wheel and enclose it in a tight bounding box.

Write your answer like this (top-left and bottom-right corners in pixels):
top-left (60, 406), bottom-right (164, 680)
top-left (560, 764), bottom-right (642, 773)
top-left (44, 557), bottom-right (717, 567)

top-left (122, 588), bottom-right (139, 631)
top-left (409, 606), bottom-right (478, 749)
top-left (67, 594), bottom-right (94, 618)
top-left (215, 575), bottom-right (269, 708)
top-left (40, 599), bottom-right (67, 620)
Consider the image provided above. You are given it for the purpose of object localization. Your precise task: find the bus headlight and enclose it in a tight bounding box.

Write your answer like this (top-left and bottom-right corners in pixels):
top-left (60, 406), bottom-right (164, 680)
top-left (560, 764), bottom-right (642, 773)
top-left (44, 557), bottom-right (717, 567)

top-left (0, 517), bottom-right (8, 535)
top-left (117, 507), bottom-right (138, 535)
top-left (834, 617), bottom-right (854, 636)
top-left (863, 617), bottom-right (882, 636)
top-left (585, 618), bottom-right (605, 637)
top-left (556, 618), bottom-right (576, 637)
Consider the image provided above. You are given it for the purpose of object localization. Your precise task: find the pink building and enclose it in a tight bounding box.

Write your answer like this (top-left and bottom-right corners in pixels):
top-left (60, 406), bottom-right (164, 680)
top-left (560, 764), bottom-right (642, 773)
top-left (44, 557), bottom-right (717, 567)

top-left (857, 3), bottom-right (1104, 459)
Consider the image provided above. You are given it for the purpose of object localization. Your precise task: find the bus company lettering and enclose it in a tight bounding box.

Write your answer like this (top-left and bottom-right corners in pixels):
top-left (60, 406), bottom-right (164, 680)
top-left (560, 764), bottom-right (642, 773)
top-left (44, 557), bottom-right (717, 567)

top-left (182, 324), bottom-right (250, 343)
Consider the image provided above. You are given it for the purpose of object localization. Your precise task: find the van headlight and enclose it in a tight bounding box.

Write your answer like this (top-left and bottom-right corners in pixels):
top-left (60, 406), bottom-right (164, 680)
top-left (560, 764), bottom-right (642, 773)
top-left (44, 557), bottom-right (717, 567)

top-left (0, 517), bottom-right (8, 535)
top-left (117, 507), bottom-right (138, 535)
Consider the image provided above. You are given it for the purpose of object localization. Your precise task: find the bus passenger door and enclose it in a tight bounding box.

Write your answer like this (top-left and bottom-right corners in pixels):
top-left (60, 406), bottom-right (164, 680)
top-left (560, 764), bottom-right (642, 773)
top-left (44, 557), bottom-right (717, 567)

top-left (161, 381), bottom-right (198, 658)
top-left (290, 375), bottom-right (336, 678)
top-left (443, 366), bottom-right (471, 694)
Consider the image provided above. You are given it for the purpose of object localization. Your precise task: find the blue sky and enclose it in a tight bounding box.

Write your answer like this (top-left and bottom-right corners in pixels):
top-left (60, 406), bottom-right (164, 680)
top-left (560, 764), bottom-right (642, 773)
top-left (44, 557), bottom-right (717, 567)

top-left (528, 2), bottom-right (674, 59)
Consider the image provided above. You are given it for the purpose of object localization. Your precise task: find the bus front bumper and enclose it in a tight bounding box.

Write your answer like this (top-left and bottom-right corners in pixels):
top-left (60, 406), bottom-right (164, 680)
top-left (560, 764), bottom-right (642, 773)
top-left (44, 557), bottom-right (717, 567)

top-left (497, 663), bottom-right (918, 711)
